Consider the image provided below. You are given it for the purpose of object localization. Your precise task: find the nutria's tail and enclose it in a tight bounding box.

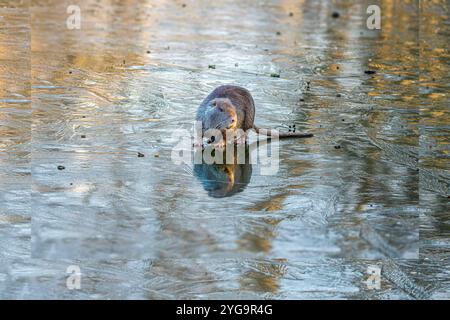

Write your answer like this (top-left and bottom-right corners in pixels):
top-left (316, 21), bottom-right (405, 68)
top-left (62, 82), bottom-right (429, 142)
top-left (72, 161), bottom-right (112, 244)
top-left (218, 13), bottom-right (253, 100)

top-left (253, 125), bottom-right (313, 138)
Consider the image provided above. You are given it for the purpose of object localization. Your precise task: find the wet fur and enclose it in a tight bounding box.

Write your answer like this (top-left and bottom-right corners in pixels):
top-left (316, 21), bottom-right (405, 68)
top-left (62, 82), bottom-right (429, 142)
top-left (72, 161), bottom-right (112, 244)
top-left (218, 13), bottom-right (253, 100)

top-left (196, 85), bottom-right (313, 140)
top-left (196, 85), bottom-right (255, 134)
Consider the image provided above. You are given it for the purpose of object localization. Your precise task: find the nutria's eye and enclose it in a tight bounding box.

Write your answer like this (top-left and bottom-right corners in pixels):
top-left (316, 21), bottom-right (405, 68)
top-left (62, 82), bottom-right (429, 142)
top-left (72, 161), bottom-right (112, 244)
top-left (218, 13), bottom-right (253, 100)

top-left (231, 119), bottom-right (235, 122)
top-left (218, 107), bottom-right (223, 112)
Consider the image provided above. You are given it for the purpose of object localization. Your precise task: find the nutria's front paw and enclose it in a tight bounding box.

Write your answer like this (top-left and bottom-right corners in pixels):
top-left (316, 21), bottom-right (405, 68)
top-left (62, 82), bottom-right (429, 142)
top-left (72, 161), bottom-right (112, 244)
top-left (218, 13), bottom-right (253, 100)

top-left (193, 141), bottom-right (204, 148)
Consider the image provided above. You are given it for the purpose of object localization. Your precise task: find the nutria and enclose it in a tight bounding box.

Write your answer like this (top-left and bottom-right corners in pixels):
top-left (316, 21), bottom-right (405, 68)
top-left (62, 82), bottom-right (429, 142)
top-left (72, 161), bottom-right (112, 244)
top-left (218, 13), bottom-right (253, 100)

top-left (196, 85), bottom-right (313, 146)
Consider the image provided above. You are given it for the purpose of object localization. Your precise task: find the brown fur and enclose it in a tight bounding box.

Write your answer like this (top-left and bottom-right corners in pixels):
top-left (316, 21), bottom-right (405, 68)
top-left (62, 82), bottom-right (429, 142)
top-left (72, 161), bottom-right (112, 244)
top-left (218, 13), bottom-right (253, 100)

top-left (196, 85), bottom-right (313, 140)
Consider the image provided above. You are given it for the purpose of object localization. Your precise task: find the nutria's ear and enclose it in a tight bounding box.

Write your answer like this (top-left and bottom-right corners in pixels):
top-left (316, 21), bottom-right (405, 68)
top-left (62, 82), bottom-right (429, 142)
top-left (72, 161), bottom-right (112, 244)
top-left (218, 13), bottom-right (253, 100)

top-left (211, 99), bottom-right (217, 106)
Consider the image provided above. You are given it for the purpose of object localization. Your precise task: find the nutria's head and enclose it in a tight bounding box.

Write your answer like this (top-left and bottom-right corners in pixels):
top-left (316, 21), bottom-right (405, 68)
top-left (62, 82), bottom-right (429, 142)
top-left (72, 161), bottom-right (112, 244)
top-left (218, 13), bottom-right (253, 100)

top-left (204, 98), bottom-right (237, 131)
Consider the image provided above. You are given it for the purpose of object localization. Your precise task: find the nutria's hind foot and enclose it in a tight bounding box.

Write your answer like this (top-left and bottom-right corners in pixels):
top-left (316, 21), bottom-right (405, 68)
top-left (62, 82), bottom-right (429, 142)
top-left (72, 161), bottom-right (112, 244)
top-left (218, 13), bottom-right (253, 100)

top-left (235, 132), bottom-right (247, 145)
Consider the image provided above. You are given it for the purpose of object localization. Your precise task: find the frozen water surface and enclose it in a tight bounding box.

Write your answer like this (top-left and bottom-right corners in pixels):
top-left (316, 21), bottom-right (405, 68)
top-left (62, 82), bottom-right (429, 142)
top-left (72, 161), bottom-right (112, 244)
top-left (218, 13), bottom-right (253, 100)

top-left (0, 0), bottom-right (448, 299)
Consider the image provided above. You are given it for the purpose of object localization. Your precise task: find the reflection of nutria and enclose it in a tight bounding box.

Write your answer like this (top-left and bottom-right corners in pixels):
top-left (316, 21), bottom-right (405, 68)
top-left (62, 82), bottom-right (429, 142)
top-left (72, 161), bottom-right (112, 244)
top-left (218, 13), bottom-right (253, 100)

top-left (194, 145), bottom-right (252, 198)
top-left (196, 85), bottom-right (313, 147)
